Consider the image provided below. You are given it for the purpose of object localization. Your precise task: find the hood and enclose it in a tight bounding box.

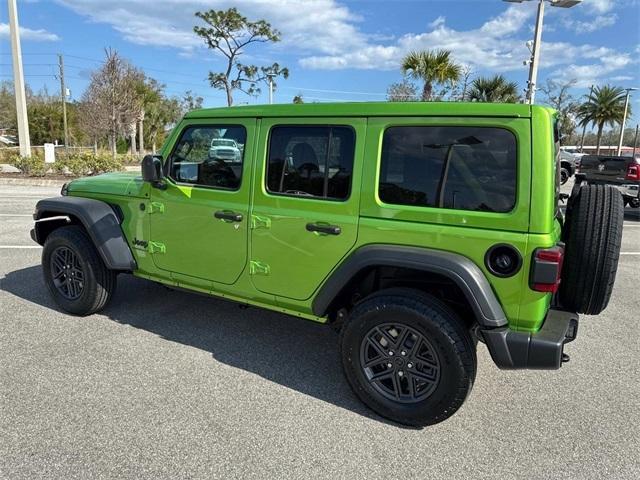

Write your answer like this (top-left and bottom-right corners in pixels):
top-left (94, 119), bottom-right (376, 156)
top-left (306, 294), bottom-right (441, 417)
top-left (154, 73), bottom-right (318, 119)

top-left (67, 171), bottom-right (147, 198)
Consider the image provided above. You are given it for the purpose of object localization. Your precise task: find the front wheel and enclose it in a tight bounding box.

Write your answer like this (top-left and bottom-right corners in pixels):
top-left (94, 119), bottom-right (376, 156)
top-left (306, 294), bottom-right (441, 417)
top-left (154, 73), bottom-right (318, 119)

top-left (560, 167), bottom-right (570, 185)
top-left (42, 225), bottom-right (116, 315)
top-left (340, 289), bottom-right (476, 427)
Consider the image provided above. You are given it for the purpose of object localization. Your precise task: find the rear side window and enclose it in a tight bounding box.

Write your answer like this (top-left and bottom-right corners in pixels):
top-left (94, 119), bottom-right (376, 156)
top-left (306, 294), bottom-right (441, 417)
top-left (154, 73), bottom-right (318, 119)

top-left (379, 126), bottom-right (517, 212)
top-left (266, 126), bottom-right (355, 200)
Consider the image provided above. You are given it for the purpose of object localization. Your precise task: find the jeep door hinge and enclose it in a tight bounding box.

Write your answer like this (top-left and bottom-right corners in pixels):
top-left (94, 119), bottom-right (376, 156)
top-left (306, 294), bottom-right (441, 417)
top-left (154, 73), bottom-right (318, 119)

top-left (148, 202), bottom-right (165, 214)
top-left (148, 241), bottom-right (166, 254)
top-left (249, 260), bottom-right (270, 275)
top-left (250, 215), bottom-right (271, 229)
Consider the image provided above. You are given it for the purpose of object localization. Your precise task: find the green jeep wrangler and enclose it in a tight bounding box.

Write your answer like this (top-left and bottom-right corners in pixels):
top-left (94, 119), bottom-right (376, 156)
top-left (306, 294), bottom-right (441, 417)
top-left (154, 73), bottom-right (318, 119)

top-left (31, 102), bottom-right (624, 426)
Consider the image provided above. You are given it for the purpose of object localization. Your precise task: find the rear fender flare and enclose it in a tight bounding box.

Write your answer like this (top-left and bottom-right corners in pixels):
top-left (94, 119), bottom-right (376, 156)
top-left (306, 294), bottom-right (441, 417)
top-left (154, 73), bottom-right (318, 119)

top-left (312, 245), bottom-right (508, 328)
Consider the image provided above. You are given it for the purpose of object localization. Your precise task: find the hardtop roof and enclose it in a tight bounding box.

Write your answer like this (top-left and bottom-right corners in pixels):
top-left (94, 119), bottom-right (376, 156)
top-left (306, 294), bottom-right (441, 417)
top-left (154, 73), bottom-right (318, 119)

top-left (184, 101), bottom-right (536, 119)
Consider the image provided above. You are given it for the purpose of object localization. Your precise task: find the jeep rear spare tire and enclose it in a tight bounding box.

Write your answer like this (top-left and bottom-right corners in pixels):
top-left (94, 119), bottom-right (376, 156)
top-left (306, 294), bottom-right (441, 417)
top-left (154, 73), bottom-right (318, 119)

top-left (560, 185), bottom-right (623, 315)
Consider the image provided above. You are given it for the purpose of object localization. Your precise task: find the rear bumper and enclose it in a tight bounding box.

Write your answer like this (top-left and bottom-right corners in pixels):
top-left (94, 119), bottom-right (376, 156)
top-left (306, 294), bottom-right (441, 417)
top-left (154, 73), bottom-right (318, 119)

top-left (618, 184), bottom-right (639, 200)
top-left (481, 309), bottom-right (579, 370)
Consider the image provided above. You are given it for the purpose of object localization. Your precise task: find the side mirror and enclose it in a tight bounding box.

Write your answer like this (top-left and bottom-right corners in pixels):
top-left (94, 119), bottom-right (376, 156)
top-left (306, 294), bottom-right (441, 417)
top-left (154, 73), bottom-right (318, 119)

top-left (141, 155), bottom-right (166, 189)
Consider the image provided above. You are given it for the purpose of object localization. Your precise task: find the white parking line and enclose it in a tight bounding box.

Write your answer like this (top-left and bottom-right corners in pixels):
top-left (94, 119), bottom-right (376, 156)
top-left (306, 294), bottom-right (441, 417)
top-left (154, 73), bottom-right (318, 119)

top-left (0, 245), bottom-right (41, 249)
top-left (0, 214), bottom-right (32, 217)
top-left (620, 252), bottom-right (640, 255)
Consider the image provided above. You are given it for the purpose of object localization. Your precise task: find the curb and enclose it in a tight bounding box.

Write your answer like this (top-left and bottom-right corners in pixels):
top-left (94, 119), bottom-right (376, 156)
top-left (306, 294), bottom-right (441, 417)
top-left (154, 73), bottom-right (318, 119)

top-left (0, 177), bottom-right (68, 187)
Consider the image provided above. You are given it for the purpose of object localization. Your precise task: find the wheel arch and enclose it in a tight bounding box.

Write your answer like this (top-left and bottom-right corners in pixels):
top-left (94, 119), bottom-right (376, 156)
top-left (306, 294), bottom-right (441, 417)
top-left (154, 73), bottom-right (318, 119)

top-left (560, 160), bottom-right (575, 175)
top-left (32, 196), bottom-right (136, 272)
top-left (312, 245), bottom-right (508, 328)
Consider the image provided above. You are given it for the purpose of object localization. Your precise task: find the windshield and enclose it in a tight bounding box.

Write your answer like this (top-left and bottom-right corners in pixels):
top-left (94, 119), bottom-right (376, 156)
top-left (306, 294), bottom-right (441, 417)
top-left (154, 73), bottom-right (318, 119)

top-left (211, 139), bottom-right (236, 148)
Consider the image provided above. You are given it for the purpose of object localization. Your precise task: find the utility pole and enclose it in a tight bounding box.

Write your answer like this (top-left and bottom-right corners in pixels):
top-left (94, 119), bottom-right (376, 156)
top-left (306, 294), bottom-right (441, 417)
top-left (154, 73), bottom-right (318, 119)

top-left (633, 124), bottom-right (638, 158)
top-left (7, 0), bottom-right (31, 157)
top-left (58, 54), bottom-right (69, 153)
top-left (579, 84), bottom-right (594, 153)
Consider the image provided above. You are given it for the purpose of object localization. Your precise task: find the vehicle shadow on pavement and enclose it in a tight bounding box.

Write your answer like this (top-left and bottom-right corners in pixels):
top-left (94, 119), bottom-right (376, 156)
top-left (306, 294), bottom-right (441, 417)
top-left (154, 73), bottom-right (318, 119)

top-left (1, 265), bottom-right (407, 427)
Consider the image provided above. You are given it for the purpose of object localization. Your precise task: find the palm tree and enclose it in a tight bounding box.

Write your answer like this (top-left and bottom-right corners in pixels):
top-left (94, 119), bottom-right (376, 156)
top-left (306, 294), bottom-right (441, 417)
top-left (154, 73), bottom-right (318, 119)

top-left (467, 75), bottom-right (519, 103)
top-left (401, 49), bottom-right (461, 101)
top-left (577, 85), bottom-right (630, 154)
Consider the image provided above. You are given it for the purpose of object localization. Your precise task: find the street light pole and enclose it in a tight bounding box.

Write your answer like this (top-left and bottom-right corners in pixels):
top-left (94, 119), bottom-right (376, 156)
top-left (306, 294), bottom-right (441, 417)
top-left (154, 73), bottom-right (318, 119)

top-left (526, 0), bottom-right (545, 105)
top-left (267, 73), bottom-right (276, 104)
top-left (7, 0), bottom-right (31, 157)
top-left (505, 0), bottom-right (581, 105)
top-left (616, 88), bottom-right (637, 156)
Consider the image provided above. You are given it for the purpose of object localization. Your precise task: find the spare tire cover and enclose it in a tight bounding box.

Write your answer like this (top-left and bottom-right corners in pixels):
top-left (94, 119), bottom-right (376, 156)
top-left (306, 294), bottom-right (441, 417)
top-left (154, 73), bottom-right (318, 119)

top-left (560, 185), bottom-right (624, 315)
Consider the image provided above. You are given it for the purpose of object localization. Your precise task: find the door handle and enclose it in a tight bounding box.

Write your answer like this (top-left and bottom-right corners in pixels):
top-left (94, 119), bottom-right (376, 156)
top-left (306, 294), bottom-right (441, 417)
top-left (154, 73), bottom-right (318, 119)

top-left (306, 223), bottom-right (341, 235)
top-left (214, 210), bottom-right (243, 222)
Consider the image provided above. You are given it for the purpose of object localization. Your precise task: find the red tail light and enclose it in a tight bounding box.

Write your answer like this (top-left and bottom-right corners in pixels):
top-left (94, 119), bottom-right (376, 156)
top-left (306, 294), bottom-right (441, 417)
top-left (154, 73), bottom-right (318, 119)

top-left (626, 164), bottom-right (639, 181)
top-left (531, 245), bottom-right (564, 293)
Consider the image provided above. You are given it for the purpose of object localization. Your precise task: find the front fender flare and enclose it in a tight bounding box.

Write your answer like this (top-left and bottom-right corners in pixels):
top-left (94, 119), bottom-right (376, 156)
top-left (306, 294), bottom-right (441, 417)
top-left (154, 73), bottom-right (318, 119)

top-left (312, 245), bottom-right (507, 328)
top-left (32, 196), bottom-right (136, 271)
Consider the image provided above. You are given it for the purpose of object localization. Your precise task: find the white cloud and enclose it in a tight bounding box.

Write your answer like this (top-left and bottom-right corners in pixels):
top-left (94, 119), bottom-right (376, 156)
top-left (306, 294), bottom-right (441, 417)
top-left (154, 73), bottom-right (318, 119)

top-left (53, 0), bottom-right (636, 89)
top-left (550, 53), bottom-right (632, 87)
top-left (562, 13), bottom-right (617, 33)
top-left (586, 0), bottom-right (615, 14)
top-left (610, 75), bottom-right (634, 81)
top-left (299, 2), bottom-right (630, 87)
top-left (428, 16), bottom-right (445, 29)
top-left (0, 23), bottom-right (60, 41)
top-left (56, 0), bottom-right (367, 55)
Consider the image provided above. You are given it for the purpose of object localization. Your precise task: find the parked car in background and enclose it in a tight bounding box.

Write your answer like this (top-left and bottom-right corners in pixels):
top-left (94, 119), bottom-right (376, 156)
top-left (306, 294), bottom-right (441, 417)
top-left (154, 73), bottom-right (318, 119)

top-left (559, 150), bottom-right (577, 185)
top-left (579, 154), bottom-right (640, 207)
top-left (209, 138), bottom-right (242, 162)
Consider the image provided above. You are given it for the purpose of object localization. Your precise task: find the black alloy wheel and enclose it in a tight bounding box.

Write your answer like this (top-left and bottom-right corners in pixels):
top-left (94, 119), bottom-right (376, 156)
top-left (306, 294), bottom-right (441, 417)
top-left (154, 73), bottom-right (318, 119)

top-left (50, 246), bottom-right (85, 300)
top-left (359, 323), bottom-right (441, 403)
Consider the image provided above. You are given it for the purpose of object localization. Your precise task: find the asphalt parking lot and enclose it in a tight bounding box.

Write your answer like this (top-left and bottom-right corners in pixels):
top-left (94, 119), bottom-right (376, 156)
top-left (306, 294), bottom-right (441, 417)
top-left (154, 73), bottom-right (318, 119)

top-left (1, 181), bottom-right (638, 480)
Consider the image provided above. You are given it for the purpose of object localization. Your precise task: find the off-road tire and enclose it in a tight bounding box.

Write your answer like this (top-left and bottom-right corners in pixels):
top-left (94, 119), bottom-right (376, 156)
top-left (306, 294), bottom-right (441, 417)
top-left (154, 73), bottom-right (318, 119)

top-left (42, 225), bottom-right (116, 315)
top-left (560, 185), bottom-right (623, 314)
top-left (340, 289), bottom-right (476, 427)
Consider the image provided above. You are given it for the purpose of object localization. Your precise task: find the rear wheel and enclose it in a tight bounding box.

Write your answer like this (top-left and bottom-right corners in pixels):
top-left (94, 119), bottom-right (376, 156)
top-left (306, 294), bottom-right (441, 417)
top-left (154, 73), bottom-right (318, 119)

top-left (340, 289), bottom-right (476, 427)
top-left (42, 226), bottom-right (116, 315)
top-left (560, 185), bottom-right (623, 314)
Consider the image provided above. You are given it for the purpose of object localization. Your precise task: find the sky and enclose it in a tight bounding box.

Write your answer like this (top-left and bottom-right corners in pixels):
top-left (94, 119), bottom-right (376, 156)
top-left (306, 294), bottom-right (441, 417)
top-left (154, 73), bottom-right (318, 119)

top-left (1, 0), bottom-right (639, 125)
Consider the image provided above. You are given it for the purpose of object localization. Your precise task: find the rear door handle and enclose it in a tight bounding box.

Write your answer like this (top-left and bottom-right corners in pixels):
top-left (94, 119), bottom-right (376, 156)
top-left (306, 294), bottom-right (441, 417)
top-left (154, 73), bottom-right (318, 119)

top-left (215, 210), bottom-right (243, 222)
top-left (306, 223), bottom-right (341, 235)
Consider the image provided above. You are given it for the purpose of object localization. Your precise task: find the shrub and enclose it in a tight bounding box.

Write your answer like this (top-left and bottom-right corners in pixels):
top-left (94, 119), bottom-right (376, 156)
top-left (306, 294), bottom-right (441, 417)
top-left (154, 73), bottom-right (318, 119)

top-left (4, 151), bottom-right (123, 177)
top-left (51, 153), bottom-right (123, 177)
top-left (8, 154), bottom-right (48, 177)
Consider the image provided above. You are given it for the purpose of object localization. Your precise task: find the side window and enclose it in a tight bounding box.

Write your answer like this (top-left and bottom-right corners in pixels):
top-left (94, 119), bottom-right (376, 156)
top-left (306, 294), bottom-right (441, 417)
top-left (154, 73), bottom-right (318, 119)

top-left (168, 125), bottom-right (246, 190)
top-left (266, 126), bottom-right (355, 200)
top-left (379, 126), bottom-right (517, 213)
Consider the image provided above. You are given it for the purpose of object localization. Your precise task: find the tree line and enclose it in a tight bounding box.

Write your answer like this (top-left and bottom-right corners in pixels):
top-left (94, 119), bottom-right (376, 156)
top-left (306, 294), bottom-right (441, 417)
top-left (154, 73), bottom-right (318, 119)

top-left (387, 48), bottom-right (635, 153)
